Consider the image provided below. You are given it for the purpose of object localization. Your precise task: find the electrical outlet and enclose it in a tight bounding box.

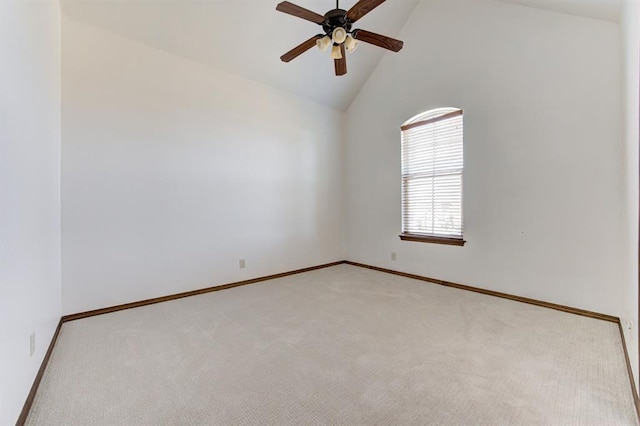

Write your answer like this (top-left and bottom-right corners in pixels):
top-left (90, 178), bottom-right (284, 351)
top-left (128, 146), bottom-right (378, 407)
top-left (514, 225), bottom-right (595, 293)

top-left (29, 332), bottom-right (36, 357)
top-left (239, 259), bottom-right (246, 269)
top-left (391, 252), bottom-right (397, 261)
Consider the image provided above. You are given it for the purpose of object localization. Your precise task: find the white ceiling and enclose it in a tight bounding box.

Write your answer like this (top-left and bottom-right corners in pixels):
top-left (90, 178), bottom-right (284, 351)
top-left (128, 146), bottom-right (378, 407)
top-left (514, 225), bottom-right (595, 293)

top-left (59, 0), bottom-right (622, 111)
top-left (496, 0), bottom-right (621, 22)
top-left (60, 0), bottom-right (420, 111)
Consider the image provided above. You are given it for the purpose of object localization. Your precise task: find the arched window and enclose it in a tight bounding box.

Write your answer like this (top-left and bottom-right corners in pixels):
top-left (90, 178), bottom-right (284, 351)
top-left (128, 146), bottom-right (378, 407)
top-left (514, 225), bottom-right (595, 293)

top-left (400, 108), bottom-right (465, 245)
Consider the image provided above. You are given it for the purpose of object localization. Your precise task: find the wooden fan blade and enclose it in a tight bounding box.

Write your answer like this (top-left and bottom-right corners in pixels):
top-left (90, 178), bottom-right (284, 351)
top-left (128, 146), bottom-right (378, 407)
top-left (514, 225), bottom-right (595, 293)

top-left (276, 2), bottom-right (325, 24)
top-left (280, 35), bottom-right (322, 62)
top-left (346, 0), bottom-right (386, 22)
top-left (334, 44), bottom-right (347, 76)
top-left (353, 29), bottom-right (403, 52)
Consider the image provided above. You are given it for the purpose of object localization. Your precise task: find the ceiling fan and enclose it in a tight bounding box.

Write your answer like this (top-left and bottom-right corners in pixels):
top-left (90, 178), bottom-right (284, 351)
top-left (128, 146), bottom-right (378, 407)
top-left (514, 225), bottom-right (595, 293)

top-left (276, 0), bottom-right (404, 76)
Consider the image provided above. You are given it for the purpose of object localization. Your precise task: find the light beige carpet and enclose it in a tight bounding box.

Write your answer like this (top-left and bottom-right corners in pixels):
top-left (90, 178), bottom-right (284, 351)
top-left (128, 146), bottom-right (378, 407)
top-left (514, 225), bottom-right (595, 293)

top-left (27, 264), bottom-right (638, 425)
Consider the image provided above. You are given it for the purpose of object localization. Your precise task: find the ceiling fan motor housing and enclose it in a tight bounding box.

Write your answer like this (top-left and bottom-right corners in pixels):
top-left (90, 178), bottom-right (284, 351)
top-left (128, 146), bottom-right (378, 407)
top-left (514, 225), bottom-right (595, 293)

top-left (322, 9), bottom-right (352, 36)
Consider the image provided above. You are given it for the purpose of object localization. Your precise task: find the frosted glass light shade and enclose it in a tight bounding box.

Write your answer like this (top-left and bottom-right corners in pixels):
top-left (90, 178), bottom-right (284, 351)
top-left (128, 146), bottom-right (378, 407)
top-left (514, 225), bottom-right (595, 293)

top-left (332, 27), bottom-right (347, 44)
top-left (345, 36), bottom-right (359, 53)
top-left (316, 36), bottom-right (331, 52)
top-left (331, 44), bottom-right (343, 59)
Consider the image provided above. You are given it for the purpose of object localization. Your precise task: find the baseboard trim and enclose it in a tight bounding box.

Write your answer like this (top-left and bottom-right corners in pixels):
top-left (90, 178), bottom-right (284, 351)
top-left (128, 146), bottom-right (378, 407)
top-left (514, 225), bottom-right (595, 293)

top-left (62, 261), bottom-right (344, 322)
top-left (18, 260), bottom-right (639, 424)
top-left (618, 321), bottom-right (640, 420)
top-left (15, 318), bottom-right (63, 426)
top-left (17, 261), bottom-right (342, 424)
top-left (344, 261), bottom-right (618, 322)
top-left (345, 260), bottom-right (639, 420)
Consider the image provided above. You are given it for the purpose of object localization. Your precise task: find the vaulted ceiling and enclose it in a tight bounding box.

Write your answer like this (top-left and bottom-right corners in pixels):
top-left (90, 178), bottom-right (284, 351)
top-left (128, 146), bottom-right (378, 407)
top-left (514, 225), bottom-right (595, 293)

top-left (496, 0), bottom-right (621, 22)
top-left (60, 0), bottom-right (622, 112)
top-left (60, 0), bottom-right (420, 111)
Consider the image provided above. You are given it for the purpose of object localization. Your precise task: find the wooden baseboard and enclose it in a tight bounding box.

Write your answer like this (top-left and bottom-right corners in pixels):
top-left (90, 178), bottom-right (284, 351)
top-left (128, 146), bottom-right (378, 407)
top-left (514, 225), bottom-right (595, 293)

top-left (18, 260), bottom-right (640, 425)
top-left (62, 261), bottom-right (344, 322)
top-left (15, 319), bottom-right (63, 426)
top-left (17, 261), bottom-right (342, 424)
top-left (344, 261), bottom-right (618, 322)
top-left (618, 321), bottom-right (640, 420)
top-left (344, 260), bottom-right (639, 422)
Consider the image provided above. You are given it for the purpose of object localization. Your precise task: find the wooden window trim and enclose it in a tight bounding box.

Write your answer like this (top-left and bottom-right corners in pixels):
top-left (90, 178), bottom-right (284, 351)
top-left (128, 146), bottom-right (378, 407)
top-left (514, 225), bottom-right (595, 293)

top-left (400, 110), bottom-right (463, 132)
top-left (399, 233), bottom-right (466, 246)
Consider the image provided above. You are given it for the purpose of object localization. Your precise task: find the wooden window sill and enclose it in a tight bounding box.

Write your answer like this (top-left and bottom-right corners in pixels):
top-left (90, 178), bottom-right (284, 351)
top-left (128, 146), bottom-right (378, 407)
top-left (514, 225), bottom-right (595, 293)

top-left (399, 234), bottom-right (466, 246)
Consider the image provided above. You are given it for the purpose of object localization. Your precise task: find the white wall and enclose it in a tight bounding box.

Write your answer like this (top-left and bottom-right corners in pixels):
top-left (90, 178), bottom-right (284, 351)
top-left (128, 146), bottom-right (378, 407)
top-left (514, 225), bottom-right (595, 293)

top-left (0, 0), bottom-right (62, 424)
top-left (61, 18), bottom-right (345, 315)
top-left (621, 0), bottom-right (640, 390)
top-left (346, 0), bottom-right (625, 316)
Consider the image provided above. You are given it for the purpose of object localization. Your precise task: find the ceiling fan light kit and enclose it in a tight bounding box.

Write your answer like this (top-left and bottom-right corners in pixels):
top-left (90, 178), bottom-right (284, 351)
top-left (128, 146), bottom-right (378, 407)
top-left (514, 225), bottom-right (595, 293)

top-left (331, 44), bottom-right (343, 59)
top-left (344, 35), bottom-right (358, 53)
top-left (317, 35), bottom-right (332, 52)
top-left (276, 0), bottom-right (404, 76)
top-left (332, 27), bottom-right (348, 44)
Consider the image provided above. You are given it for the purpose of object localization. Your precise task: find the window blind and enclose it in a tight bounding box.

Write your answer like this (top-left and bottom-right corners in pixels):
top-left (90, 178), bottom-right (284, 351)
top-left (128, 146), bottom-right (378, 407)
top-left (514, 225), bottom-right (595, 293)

top-left (401, 109), bottom-right (463, 239)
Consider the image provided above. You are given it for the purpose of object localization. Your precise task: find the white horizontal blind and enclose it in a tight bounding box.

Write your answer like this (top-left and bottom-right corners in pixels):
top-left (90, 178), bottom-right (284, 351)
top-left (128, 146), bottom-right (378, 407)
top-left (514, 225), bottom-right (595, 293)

top-left (401, 108), bottom-right (463, 239)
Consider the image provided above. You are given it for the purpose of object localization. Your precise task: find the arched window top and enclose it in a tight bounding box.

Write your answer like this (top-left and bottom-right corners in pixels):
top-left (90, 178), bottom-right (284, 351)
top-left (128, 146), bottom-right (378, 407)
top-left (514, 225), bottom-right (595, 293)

top-left (402, 107), bottom-right (462, 129)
